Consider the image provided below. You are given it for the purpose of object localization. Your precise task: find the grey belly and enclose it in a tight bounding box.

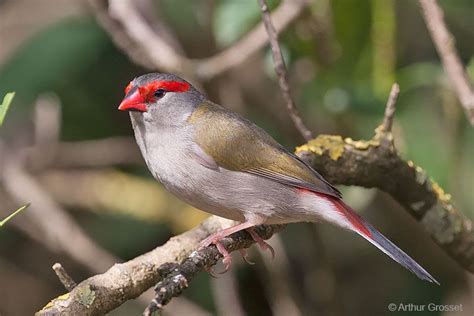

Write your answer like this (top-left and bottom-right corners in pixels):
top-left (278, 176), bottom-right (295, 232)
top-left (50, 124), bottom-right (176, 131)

top-left (157, 161), bottom-right (305, 224)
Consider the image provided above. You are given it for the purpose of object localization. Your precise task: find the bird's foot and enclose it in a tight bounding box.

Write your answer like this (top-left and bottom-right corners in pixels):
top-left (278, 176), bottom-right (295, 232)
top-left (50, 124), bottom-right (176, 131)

top-left (200, 234), bottom-right (233, 274)
top-left (199, 221), bottom-right (265, 273)
top-left (247, 227), bottom-right (275, 259)
top-left (215, 241), bottom-right (233, 273)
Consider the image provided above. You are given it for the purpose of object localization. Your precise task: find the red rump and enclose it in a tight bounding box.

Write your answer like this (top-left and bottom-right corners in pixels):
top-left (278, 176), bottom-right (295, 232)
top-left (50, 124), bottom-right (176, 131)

top-left (297, 188), bottom-right (372, 237)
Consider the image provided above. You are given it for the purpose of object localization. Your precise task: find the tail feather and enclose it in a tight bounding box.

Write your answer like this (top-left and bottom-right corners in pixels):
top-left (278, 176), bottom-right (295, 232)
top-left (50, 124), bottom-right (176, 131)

top-left (337, 201), bottom-right (439, 285)
top-left (362, 223), bottom-right (439, 284)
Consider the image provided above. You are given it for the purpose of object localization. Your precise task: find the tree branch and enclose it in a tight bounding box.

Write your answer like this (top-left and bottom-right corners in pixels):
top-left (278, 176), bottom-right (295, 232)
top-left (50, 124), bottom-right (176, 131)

top-left (26, 137), bottom-right (142, 170)
top-left (38, 85), bottom-right (473, 315)
top-left (143, 224), bottom-right (282, 316)
top-left (37, 217), bottom-right (283, 315)
top-left (87, 0), bottom-right (309, 80)
top-left (258, 0), bottom-right (313, 141)
top-left (296, 112), bottom-right (474, 272)
top-left (418, 0), bottom-right (474, 125)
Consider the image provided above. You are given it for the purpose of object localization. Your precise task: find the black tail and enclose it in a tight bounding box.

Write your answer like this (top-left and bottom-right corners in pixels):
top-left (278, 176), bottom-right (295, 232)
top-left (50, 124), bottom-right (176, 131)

top-left (336, 201), bottom-right (439, 284)
top-left (360, 222), bottom-right (439, 284)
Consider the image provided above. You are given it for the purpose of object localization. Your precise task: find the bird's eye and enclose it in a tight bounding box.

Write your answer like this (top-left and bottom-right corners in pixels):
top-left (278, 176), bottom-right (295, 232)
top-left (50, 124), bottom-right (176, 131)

top-left (154, 89), bottom-right (166, 99)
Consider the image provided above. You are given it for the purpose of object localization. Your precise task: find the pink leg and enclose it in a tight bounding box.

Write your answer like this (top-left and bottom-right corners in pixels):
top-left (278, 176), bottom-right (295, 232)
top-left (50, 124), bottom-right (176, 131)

top-left (200, 221), bottom-right (256, 272)
top-left (200, 221), bottom-right (256, 248)
top-left (200, 221), bottom-right (276, 272)
top-left (247, 228), bottom-right (275, 259)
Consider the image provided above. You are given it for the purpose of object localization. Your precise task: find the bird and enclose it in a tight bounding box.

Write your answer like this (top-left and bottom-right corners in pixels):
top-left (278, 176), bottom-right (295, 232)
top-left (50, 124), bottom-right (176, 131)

top-left (117, 72), bottom-right (438, 284)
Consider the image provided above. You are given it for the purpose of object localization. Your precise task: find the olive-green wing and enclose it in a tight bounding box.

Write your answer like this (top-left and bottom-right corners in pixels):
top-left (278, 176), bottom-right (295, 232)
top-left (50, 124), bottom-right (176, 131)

top-left (188, 102), bottom-right (341, 198)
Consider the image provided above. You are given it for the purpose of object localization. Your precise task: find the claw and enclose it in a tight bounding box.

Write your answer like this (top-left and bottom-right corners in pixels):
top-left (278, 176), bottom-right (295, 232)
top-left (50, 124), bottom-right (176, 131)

top-left (216, 241), bottom-right (232, 273)
top-left (239, 248), bottom-right (255, 265)
top-left (247, 228), bottom-right (275, 259)
top-left (205, 265), bottom-right (219, 278)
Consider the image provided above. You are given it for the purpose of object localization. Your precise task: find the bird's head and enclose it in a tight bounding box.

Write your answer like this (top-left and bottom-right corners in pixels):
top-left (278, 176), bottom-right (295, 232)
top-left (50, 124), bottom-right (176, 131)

top-left (118, 73), bottom-right (204, 125)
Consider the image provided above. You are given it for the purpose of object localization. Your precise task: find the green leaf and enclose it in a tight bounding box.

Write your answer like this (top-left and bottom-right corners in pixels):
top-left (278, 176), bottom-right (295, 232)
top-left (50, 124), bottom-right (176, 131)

top-left (0, 92), bottom-right (15, 126)
top-left (0, 203), bottom-right (29, 227)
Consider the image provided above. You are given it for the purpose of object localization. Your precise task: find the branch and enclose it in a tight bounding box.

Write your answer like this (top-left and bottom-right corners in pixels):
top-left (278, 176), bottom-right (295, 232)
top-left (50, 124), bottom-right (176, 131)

top-left (296, 85), bottom-right (474, 272)
top-left (26, 137), bottom-right (142, 170)
top-left (37, 217), bottom-right (283, 315)
top-left (418, 0), bottom-right (474, 125)
top-left (258, 0), bottom-right (313, 141)
top-left (298, 134), bottom-right (473, 271)
top-left (2, 156), bottom-right (118, 273)
top-left (381, 83), bottom-right (400, 133)
top-left (87, 0), bottom-right (308, 80)
top-left (53, 263), bottom-right (77, 292)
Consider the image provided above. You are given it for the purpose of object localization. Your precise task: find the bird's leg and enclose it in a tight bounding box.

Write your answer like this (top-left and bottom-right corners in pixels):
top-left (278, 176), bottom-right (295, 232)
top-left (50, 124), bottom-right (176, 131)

top-left (200, 221), bottom-right (256, 248)
top-left (200, 221), bottom-right (256, 272)
top-left (247, 227), bottom-right (275, 259)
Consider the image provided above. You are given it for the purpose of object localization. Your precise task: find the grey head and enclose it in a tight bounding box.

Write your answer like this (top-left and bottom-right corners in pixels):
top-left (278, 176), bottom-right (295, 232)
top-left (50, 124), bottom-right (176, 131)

top-left (118, 73), bottom-right (205, 128)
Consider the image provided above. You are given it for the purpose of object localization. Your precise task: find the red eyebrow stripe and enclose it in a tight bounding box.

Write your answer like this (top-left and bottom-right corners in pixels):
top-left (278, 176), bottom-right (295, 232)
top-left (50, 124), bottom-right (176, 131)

top-left (124, 82), bottom-right (133, 94)
top-left (143, 80), bottom-right (190, 93)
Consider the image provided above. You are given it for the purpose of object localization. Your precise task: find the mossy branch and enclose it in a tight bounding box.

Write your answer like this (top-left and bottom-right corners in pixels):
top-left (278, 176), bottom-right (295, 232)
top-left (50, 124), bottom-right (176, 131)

top-left (296, 128), bottom-right (474, 272)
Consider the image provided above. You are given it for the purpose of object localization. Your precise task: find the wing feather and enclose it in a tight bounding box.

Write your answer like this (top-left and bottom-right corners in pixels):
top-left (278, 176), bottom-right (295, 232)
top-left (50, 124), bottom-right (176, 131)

top-left (188, 102), bottom-right (341, 198)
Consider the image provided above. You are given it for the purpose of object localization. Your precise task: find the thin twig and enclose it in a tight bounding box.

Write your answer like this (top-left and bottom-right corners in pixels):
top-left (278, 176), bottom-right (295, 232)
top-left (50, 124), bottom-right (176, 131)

top-left (381, 83), bottom-right (400, 133)
top-left (258, 0), bottom-right (313, 141)
top-left (26, 137), bottom-right (142, 170)
top-left (87, 0), bottom-right (308, 80)
top-left (418, 0), bottom-right (474, 125)
top-left (52, 263), bottom-right (77, 292)
top-left (2, 155), bottom-right (118, 273)
top-left (107, 0), bottom-right (191, 75)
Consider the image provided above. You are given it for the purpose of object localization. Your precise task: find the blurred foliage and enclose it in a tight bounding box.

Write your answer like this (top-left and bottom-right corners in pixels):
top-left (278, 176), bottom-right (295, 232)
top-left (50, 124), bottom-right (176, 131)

top-left (213, 0), bottom-right (278, 48)
top-left (0, 0), bottom-right (473, 315)
top-left (213, 0), bottom-right (261, 47)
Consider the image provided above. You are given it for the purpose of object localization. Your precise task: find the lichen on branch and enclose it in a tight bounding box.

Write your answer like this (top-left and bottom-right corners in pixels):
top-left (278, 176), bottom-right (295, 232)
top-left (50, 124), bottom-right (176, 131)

top-left (296, 126), bottom-right (474, 273)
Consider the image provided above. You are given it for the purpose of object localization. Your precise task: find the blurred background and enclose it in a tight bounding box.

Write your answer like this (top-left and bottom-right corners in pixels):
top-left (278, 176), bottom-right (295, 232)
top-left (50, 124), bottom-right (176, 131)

top-left (0, 0), bottom-right (473, 315)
